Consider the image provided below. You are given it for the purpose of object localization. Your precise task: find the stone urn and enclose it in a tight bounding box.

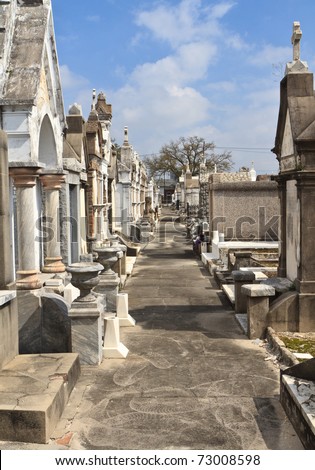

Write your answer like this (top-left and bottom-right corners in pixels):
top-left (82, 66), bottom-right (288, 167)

top-left (93, 247), bottom-right (122, 278)
top-left (110, 239), bottom-right (126, 252)
top-left (66, 262), bottom-right (103, 302)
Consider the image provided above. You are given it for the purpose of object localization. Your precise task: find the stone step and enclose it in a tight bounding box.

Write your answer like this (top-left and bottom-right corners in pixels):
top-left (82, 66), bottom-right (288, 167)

top-left (0, 353), bottom-right (80, 444)
top-left (222, 283), bottom-right (235, 304)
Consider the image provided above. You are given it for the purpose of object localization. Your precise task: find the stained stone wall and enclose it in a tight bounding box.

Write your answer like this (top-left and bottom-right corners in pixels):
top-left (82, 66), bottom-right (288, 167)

top-left (209, 179), bottom-right (280, 240)
top-left (199, 181), bottom-right (209, 219)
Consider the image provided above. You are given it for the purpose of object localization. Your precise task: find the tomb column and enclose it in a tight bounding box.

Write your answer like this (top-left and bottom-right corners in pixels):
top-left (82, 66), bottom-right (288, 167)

top-left (295, 174), bottom-right (315, 293)
top-left (10, 167), bottom-right (42, 290)
top-left (276, 178), bottom-right (287, 277)
top-left (0, 130), bottom-right (13, 288)
top-left (40, 174), bottom-right (66, 273)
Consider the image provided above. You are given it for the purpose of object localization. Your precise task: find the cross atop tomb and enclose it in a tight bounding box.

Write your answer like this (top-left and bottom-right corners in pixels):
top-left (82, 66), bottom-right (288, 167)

top-left (291, 21), bottom-right (302, 61)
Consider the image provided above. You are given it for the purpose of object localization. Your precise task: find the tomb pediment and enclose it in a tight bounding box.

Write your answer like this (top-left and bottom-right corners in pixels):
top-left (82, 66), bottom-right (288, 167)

top-left (296, 119), bottom-right (315, 145)
top-left (1, 2), bottom-right (47, 103)
top-left (273, 76), bottom-right (315, 172)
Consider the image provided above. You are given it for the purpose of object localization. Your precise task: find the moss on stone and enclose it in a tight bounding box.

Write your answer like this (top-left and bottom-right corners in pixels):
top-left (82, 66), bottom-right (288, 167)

top-left (279, 335), bottom-right (315, 357)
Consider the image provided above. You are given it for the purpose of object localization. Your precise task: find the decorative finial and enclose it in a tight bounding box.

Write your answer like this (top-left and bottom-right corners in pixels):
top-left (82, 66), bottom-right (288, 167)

top-left (91, 89), bottom-right (96, 110)
top-left (292, 21), bottom-right (302, 61)
top-left (124, 126), bottom-right (129, 143)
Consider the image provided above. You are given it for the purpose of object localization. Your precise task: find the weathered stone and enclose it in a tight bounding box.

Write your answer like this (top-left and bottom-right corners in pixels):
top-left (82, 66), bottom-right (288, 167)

top-left (0, 353), bottom-right (80, 444)
top-left (232, 270), bottom-right (256, 282)
top-left (242, 284), bottom-right (275, 339)
top-left (242, 284), bottom-right (275, 297)
top-left (209, 177), bottom-right (279, 240)
top-left (262, 277), bottom-right (294, 293)
top-left (232, 270), bottom-right (255, 313)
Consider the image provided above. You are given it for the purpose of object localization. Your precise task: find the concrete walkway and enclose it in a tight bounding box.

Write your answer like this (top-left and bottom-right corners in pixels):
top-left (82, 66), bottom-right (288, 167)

top-left (0, 210), bottom-right (303, 450)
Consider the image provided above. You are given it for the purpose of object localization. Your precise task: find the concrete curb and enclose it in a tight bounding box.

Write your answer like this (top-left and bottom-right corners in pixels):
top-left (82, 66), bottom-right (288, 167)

top-left (266, 327), bottom-right (299, 368)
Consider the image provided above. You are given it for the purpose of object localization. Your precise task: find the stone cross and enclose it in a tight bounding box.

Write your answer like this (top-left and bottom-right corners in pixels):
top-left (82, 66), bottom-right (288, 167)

top-left (291, 21), bottom-right (302, 61)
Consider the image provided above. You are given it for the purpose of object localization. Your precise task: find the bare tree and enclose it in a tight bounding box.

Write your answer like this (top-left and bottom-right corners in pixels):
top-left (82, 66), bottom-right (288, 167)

top-left (143, 136), bottom-right (233, 179)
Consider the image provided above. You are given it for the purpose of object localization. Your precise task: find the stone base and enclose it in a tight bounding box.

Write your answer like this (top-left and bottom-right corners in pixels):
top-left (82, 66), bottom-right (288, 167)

top-left (70, 305), bottom-right (102, 364)
top-left (103, 343), bottom-right (129, 359)
top-left (0, 353), bottom-right (80, 444)
top-left (16, 270), bottom-right (42, 290)
top-left (118, 314), bottom-right (136, 327)
top-left (64, 283), bottom-right (80, 304)
top-left (116, 293), bottom-right (136, 327)
top-left (69, 301), bottom-right (103, 365)
top-left (103, 317), bottom-right (129, 359)
top-left (44, 278), bottom-right (65, 295)
top-left (42, 257), bottom-right (66, 273)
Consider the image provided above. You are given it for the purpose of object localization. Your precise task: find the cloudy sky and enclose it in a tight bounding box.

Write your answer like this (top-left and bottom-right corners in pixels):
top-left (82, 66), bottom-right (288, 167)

top-left (52, 0), bottom-right (315, 174)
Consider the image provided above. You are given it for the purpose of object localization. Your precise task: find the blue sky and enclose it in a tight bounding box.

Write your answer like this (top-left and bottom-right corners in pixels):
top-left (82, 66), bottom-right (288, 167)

top-left (52, 0), bottom-right (315, 174)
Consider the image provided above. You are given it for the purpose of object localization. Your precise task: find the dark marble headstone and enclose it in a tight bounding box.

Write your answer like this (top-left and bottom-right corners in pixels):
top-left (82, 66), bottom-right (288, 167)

top-left (17, 291), bottom-right (41, 354)
top-left (18, 291), bottom-right (71, 354)
top-left (41, 294), bottom-right (71, 353)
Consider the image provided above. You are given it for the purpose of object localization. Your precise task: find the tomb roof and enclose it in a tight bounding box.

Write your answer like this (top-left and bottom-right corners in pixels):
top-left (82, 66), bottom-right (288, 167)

top-left (0, 2), bottom-right (48, 103)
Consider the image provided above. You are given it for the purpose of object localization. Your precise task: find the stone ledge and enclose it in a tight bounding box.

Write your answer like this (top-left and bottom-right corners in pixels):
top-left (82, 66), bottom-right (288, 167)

top-left (201, 252), bottom-right (217, 265)
top-left (266, 327), bottom-right (298, 367)
top-left (0, 290), bottom-right (16, 307)
top-left (232, 270), bottom-right (255, 282)
top-left (0, 353), bottom-right (80, 444)
top-left (241, 284), bottom-right (275, 297)
top-left (261, 277), bottom-right (294, 293)
top-left (222, 284), bottom-right (235, 304)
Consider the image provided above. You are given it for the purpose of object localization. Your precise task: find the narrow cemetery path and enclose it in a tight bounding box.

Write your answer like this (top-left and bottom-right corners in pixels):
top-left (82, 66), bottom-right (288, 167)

top-left (1, 209), bottom-right (302, 450)
top-left (55, 208), bottom-right (301, 451)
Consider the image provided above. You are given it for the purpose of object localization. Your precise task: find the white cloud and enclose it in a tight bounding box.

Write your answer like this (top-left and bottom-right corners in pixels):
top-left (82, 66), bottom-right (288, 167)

top-left (59, 65), bottom-right (90, 90)
top-left (131, 41), bottom-right (217, 87)
top-left (249, 45), bottom-right (291, 67)
top-left (210, 1), bottom-right (237, 19)
top-left (110, 79), bottom-right (211, 155)
top-left (225, 33), bottom-right (249, 50)
top-left (135, 0), bottom-right (237, 48)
